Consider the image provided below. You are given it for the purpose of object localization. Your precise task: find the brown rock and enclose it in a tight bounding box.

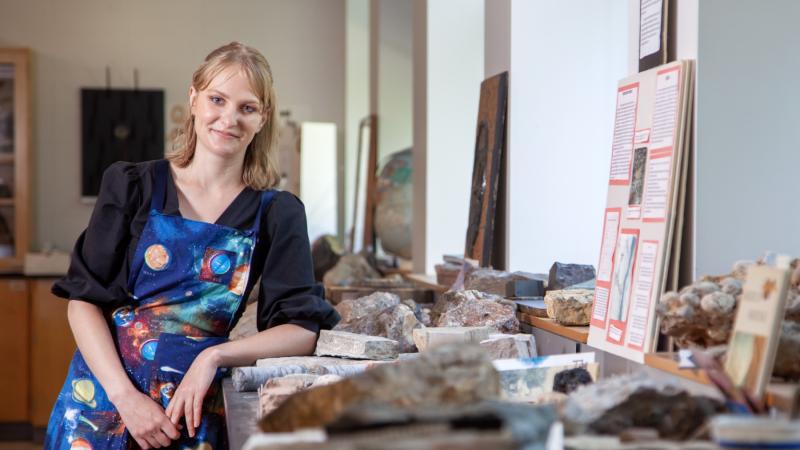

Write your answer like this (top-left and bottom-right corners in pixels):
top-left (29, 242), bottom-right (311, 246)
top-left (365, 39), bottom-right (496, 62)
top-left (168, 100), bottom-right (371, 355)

top-left (323, 254), bottom-right (381, 287)
top-left (334, 292), bottom-right (424, 353)
top-left (259, 344), bottom-right (501, 432)
top-left (479, 334), bottom-right (536, 359)
top-left (544, 289), bottom-right (594, 326)
top-left (314, 330), bottom-right (399, 360)
top-left (432, 290), bottom-right (519, 333)
top-left (311, 234), bottom-right (344, 282)
top-left (774, 321), bottom-right (800, 381)
top-left (258, 374), bottom-right (320, 417)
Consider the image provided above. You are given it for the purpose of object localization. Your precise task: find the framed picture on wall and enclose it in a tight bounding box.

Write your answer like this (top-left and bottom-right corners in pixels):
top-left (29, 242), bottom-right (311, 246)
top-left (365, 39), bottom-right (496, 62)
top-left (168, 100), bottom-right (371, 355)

top-left (0, 49), bottom-right (31, 272)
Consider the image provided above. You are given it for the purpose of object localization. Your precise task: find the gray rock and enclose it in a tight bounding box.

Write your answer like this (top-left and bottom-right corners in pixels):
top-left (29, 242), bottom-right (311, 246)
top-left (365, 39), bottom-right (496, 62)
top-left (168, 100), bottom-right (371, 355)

top-left (334, 292), bottom-right (424, 353)
top-left (314, 330), bottom-right (400, 360)
top-left (480, 334), bottom-right (536, 359)
top-left (413, 326), bottom-right (493, 352)
top-left (465, 269), bottom-right (537, 296)
top-left (548, 262), bottom-right (596, 291)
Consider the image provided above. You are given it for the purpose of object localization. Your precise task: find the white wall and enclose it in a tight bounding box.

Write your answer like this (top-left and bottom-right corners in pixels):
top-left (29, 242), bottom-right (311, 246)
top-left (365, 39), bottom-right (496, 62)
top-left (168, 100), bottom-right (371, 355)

top-left (413, 0), bottom-right (484, 274)
top-left (0, 0), bottom-right (346, 251)
top-left (377, 0), bottom-right (413, 161)
top-left (507, 0), bottom-right (629, 273)
top-left (693, 0), bottom-right (800, 275)
top-left (346, 0), bottom-right (370, 246)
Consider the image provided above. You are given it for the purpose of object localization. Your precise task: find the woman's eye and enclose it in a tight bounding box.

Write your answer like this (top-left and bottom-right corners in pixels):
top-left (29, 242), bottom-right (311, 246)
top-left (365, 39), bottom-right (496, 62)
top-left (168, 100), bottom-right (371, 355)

top-left (242, 105), bottom-right (256, 114)
top-left (210, 96), bottom-right (223, 104)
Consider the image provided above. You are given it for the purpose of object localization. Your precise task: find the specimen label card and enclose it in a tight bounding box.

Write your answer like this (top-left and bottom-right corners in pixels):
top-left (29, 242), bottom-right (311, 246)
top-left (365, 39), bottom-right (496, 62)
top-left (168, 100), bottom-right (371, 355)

top-left (589, 60), bottom-right (692, 363)
top-left (609, 84), bottom-right (639, 184)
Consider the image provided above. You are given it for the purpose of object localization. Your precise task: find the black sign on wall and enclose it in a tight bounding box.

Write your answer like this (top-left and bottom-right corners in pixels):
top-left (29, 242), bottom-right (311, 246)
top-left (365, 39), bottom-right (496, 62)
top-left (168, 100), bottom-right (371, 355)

top-left (81, 89), bottom-right (164, 197)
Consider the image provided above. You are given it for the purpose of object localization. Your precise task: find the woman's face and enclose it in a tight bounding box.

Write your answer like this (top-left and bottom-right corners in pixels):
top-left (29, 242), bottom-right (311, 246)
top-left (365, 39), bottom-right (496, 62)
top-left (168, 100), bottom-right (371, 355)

top-left (190, 66), bottom-right (266, 159)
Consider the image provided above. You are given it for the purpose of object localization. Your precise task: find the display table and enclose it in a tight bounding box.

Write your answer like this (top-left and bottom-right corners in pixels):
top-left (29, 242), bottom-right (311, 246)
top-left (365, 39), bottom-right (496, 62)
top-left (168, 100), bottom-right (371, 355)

top-left (221, 377), bottom-right (260, 450)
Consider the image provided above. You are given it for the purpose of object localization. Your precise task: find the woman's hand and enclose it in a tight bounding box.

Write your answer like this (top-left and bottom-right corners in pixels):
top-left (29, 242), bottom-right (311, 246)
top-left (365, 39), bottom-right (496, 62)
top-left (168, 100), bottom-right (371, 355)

top-left (165, 348), bottom-right (220, 437)
top-left (113, 389), bottom-right (180, 449)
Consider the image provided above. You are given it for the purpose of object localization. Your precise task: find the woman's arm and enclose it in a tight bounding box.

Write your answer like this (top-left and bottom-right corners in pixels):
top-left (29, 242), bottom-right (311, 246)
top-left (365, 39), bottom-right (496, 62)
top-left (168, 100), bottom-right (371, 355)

top-left (68, 300), bottom-right (180, 448)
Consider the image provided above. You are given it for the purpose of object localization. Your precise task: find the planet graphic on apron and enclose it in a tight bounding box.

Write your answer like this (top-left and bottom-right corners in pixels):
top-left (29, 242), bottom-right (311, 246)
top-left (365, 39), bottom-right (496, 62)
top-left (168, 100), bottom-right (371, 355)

top-left (144, 244), bottom-right (171, 271)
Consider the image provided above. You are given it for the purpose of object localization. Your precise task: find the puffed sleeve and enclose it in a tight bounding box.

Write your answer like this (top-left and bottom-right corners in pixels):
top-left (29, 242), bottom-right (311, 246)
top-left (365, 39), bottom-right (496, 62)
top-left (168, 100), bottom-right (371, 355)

top-left (257, 192), bottom-right (340, 333)
top-left (51, 162), bottom-right (141, 307)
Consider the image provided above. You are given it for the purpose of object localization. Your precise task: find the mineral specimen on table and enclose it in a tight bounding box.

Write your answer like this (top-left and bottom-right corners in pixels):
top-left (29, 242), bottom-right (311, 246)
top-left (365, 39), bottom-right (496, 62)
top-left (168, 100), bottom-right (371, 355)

top-left (774, 321), bottom-right (800, 380)
top-left (323, 254), bottom-right (381, 287)
top-left (311, 234), bottom-right (344, 282)
top-left (258, 374), bottom-right (321, 418)
top-left (333, 292), bottom-right (425, 353)
top-left (465, 269), bottom-right (540, 296)
top-left (562, 373), bottom-right (724, 439)
top-left (479, 334), bottom-right (537, 359)
top-left (548, 262), bottom-right (596, 291)
top-left (435, 261), bottom-right (465, 287)
top-left (412, 326), bottom-right (493, 352)
top-left (552, 368), bottom-right (593, 394)
top-left (259, 344), bottom-right (501, 432)
top-left (432, 290), bottom-right (519, 332)
top-left (506, 279), bottom-right (545, 297)
top-left (544, 289), bottom-right (594, 326)
top-left (233, 357), bottom-right (390, 391)
top-left (314, 330), bottom-right (400, 360)
top-left (515, 298), bottom-right (549, 318)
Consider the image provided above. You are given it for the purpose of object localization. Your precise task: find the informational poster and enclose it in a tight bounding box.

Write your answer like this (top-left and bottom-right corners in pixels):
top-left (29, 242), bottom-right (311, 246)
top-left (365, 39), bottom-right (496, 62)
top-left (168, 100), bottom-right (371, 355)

top-left (589, 60), bottom-right (694, 363)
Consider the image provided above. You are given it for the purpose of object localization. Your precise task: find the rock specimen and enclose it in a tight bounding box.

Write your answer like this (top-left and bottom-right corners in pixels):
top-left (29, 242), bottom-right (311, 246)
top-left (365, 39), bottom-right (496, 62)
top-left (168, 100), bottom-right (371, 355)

top-left (432, 290), bottom-right (519, 333)
top-left (774, 321), bottom-right (800, 380)
top-left (435, 261), bottom-right (465, 287)
top-left (506, 279), bottom-right (545, 297)
top-left (259, 344), bottom-right (501, 432)
top-left (544, 289), bottom-right (594, 326)
top-left (314, 330), bottom-right (399, 360)
top-left (465, 269), bottom-right (540, 296)
top-left (323, 254), bottom-right (381, 287)
top-left (334, 292), bottom-right (425, 353)
top-left (233, 357), bottom-right (390, 391)
top-left (258, 374), bottom-right (320, 418)
top-left (562, 373), bottom-right (723, 439)
top-left (412, 326), bottom-right (493, 352)
top-left (548, 262), bottom-right (596, 291)
top-left (657, 276), bottom-right (740, 347)
top-left (479, 334), bottom-right (537, 359)
top-left (311, 234), bottom-right (344, 282)
top-left (515, 298), bottom-right (549, 318)
top-left (552, 368), bottom-right (593, 394)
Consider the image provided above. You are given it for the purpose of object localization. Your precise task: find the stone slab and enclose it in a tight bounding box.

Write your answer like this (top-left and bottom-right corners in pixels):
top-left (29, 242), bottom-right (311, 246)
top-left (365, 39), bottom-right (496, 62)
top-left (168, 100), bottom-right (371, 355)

top-left (314, 330), bottom-right (400, 360)
top-left (412, 326), bottom-right (493, 352)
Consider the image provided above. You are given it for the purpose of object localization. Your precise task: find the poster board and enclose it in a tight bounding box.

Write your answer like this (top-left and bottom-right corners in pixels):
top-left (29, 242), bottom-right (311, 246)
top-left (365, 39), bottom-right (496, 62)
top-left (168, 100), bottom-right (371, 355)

top-left (588, 60), bottom-right (694, 362)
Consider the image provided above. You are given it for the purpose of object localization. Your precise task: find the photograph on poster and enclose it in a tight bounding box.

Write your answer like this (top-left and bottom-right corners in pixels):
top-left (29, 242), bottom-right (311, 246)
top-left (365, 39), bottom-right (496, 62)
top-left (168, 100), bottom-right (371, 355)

top-left (609, 233), bottom-right (637, 322)
top-left (0, 64), bottom-right (13, 154)
top-left (628, 147), bottom-right (648, 206)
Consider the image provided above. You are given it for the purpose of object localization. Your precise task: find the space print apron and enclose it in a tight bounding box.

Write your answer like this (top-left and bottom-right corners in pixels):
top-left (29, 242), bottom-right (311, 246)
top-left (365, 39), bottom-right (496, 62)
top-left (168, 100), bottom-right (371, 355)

top-left (45, 160), bottom-right (274, 450)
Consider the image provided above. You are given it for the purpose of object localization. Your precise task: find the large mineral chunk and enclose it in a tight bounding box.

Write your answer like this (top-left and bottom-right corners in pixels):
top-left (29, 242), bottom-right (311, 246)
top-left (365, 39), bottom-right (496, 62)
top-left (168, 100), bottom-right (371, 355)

top-left (548, 262), bottom-right (596, 291)
top-left (562, 373), bottom-right (724, 439)
top-left (432, 290), bottom-right (519, 333)
top-left (323, 254), bottom-right (381, 287)
top-left (314, 330), bottom-right (399, 360)
top-left (334, 292), bottom-right (425, 353)
top-left (311, 235), bottom-right (344, 282)
top-left (465, 268), bottom-right (541, 296)
top-left (656, 279), bottom-right (737, 347)
top-left (544, 289), bottom-right (594, 326)
top-left (259, 344), bottom-right (501, 432)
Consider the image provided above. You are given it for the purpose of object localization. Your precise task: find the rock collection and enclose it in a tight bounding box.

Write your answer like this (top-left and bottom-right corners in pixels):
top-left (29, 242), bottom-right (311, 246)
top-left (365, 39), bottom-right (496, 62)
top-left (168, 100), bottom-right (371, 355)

top-left (544, 289), bottom-right (594, 326)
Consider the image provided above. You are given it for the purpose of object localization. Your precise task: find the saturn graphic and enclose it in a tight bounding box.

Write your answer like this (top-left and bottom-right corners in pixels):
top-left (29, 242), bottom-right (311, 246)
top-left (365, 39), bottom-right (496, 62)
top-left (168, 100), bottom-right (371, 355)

top-left (71, 379), bottom-right (97, 409)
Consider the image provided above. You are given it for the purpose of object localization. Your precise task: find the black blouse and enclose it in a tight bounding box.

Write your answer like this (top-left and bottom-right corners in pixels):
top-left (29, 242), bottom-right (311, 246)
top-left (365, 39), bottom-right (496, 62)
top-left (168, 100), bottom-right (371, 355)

top-left (52, 160), bottom-right (339, 334)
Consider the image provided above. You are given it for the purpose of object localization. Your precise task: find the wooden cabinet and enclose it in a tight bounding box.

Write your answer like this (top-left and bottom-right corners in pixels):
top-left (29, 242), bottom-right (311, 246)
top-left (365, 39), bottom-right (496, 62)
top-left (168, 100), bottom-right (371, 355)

top-left (29, 278), bottom-right (75, 428)
top-left (0, 49), bottom-right (31, 273)
top-left (0, 278), bottom-right (30, 423)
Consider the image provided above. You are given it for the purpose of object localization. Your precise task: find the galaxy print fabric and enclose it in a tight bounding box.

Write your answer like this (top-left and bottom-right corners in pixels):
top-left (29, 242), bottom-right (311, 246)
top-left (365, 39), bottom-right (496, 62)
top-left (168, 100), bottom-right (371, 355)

top-left (45, 161), bottom-right (274, 450)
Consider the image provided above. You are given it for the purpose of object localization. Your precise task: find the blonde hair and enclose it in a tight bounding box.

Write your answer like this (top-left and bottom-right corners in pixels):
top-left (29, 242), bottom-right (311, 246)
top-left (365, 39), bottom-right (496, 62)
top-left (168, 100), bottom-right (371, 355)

top-left (168, 42), bottom-right (279, 189)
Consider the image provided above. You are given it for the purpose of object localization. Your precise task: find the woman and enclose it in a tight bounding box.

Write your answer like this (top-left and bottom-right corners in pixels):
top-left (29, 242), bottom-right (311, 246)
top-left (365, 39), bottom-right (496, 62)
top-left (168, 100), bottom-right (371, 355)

top-left (45, 42), bottom-right (339, 450)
